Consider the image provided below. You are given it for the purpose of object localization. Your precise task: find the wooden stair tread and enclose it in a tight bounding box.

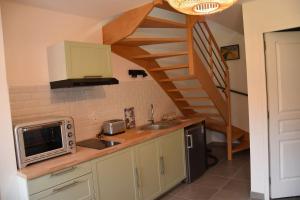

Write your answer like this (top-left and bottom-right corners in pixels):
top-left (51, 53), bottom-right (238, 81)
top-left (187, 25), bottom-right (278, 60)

top-left (116, 37), bottom-right (186, 46)
top-left (167, 87), bottom-right (203, 92)
top-left (174, 97), bottom-right (211, 102)
top-left (159, 75), bottom-right (196, 82)
top-left (149, 64), bottom-right (189, 72)
top-left (140, 16), bottom-right (186, 28)
top-left (206, 119), bottom-right (249, 141)
top-left (183, 105), bottom-right (216, 110)
top-left (232, 140), bottom-right (250, 153)
top-left (133, 51), bottom-right (188, 59)
top-left (155, 1), bottom-right (183, 14)
top-left (199, 113), bottom-right (221, 118)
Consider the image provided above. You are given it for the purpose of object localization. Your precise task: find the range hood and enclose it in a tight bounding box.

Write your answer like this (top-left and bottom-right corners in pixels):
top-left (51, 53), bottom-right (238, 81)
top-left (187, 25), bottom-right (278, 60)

top-left (50, 78), bottom-right (119, 89)
top-left (47, 41), bottom-right (119, 89)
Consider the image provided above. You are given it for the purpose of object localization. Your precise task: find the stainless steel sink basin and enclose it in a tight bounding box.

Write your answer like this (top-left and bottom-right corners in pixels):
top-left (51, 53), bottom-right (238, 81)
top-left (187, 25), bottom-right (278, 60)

top-left (140, 120), bottom-right (181, 131)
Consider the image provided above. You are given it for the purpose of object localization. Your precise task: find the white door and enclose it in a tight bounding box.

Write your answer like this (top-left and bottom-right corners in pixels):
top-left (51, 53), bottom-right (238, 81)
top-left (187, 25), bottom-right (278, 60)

top-left (266, 31), bottom-right (300, 199)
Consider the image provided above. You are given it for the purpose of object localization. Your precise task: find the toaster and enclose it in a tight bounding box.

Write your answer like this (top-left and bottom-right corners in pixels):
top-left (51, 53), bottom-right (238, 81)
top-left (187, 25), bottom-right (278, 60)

top-left (102, 119), bottom-right (126, 135)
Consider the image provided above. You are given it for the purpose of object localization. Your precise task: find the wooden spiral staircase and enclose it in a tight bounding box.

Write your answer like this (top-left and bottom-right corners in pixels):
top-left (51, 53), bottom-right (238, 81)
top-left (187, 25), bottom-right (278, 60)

top-left (102, 0), bottom-right (249, 160)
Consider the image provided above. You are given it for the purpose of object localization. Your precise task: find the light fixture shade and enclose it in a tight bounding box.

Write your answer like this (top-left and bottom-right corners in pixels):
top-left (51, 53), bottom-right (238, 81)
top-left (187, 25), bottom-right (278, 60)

top-left (166, 0), bottom-right (238, 15)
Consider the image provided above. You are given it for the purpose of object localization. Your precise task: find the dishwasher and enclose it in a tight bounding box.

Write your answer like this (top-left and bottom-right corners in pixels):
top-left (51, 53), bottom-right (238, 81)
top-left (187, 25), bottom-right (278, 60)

top-left (184, 121), bottom-right (208, 183)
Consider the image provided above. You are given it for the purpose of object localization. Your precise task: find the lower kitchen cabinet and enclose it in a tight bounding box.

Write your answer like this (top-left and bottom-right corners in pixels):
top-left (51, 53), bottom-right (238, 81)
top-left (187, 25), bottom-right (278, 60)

top-left (30, 173), bottom-right (95, 200)
top-left (93, 129), bottom-right (186, 200)
top-left (159, 129), bottom-right (186, 192)
top-left (134, 139), bottom-right (162, 200)
top-left (22, 128), bottom-right (187, 200)
top-left (94, 148), bottom-right (137, 200)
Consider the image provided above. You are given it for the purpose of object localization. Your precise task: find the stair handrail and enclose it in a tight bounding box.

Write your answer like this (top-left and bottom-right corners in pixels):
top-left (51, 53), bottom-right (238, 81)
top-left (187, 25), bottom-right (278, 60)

top-left (193, 25), bottom-right (226, 91)
top-left (192, 20), bottom-right (233, 160)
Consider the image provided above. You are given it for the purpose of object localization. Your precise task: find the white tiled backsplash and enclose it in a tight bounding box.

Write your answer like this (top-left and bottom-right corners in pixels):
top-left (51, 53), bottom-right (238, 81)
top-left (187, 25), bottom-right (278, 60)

top-left (9, 80), bottom-right (181, 141)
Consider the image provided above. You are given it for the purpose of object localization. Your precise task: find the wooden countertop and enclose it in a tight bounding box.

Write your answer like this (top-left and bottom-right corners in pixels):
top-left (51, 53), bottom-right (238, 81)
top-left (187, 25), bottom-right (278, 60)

top-left (18, 117), bottom-right (205, 180)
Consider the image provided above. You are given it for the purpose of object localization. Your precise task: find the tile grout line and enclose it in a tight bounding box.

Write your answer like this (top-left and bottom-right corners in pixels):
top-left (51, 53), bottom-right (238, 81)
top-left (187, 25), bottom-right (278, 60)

top-left (208, 159), bottom-right (249, 200)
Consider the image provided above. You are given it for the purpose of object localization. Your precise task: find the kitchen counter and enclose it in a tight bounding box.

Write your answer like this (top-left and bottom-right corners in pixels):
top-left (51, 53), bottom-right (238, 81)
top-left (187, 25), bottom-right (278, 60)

top-left (18, 117), bottom-right (205, 180)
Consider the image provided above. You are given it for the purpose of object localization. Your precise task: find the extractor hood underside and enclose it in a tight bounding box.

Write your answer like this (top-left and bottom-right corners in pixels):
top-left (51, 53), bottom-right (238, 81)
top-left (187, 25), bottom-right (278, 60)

top-left (50, 78), bottom-right (119, 89)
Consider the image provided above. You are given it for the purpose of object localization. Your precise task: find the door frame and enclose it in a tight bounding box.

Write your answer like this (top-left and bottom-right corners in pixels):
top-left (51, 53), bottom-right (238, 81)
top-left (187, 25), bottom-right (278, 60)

top-left (264, 31), bottom-right (300, 199)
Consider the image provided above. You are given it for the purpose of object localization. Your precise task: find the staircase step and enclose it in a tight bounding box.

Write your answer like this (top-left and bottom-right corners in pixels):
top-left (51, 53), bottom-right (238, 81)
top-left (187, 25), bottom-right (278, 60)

top-left (174, 97), bottom-right (211, 102)
top-left (155, 1), bottom-right (183, 14)
top-left (149, 64), bottom-right (189, 72)
top-left (116, 37), bottom-right (186, 46)
top-left (199, 113), bottom-right (221, 118)
top-left (183, 105), bottom-right (216, 110)
top-left (232, 140), bottom-right (250, 153)
top-left (133, 51), bottom-right (188, 60)
top-left (159, 75), bottom-right (196, 83)
top-left (206, 119), bottom-right (249, 141)
top-left (167, 87), bottom-right (204, 93)
top-left (140, 16), bottom-right (186, 28)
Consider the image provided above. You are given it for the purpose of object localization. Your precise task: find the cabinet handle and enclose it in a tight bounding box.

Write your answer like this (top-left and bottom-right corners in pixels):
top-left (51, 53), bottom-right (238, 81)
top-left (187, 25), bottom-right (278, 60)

top-left (84, 75), bottom-right (103, 78)
top-left (160, 156), bottom-right (165, 175)
top-left (50, 166), bottom-right (77, 177)
top-left (52, 180), bottom-right (80, 193)
top-left (135, 168), bottom-right (140, 188)
top-left (186, 134), bottom-right (193, 149)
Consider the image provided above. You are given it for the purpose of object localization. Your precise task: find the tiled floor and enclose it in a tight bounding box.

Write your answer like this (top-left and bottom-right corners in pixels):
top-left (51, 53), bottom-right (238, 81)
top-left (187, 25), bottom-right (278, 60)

top-left (158, 143), bottom-right (251, 200)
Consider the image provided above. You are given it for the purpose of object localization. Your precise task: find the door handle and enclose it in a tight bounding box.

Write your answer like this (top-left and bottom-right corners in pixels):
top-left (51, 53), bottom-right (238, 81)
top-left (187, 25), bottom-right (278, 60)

top-left (83, 75), bottom-right (103, 79)
top-left (160, 156), bottom-right (165, 175)
top-left (186, 134), bottom-right (193, 149)
top-left (50, 166), bottom-right (77, 177)
top-left (52, 180), bottom-right (81, 193)
top-left (135, 167), bottom-right (140, 188)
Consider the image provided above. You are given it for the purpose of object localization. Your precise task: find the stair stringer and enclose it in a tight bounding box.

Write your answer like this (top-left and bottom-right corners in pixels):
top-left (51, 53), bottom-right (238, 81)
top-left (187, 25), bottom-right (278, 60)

top-left (103, 1), bottom-right (158, 44)
top-left (111, 44), bottom-right (196, 116)
top-left (192, 50), bottom-right (228, 123)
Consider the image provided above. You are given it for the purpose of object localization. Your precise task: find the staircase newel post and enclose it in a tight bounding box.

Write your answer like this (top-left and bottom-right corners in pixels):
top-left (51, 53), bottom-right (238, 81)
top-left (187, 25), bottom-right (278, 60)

top-left (225, 68), bottom-right (233, 160)
top-left (186, 16), bottom-right (196, 76)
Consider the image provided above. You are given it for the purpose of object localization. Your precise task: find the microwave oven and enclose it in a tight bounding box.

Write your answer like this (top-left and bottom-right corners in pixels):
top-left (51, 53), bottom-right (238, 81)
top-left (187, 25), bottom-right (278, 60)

top-left (13, 116), bottom-right (76, 168)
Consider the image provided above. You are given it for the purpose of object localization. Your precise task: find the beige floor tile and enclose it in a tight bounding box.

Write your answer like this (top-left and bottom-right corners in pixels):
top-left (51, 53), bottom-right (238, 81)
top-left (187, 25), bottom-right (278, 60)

top-left (172, 184), bottom-right (218, 200)
top-left (206, 164), bottom-right (240, 178)
top-left (210, 189), bottom-right (250, 200)
top-left (157, 194), bottom-right (187, 200)
top-left (234, 163), bottom-right (251, 181)
top-left (222, 179), bottom-right (250, 194)
top-left (193, 174), bottom-right (229, 189)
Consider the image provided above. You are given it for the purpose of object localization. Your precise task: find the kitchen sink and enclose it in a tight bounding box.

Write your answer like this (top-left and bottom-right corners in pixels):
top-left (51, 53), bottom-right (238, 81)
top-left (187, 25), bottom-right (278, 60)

top-left (140, 120), bottom-right (181, 131)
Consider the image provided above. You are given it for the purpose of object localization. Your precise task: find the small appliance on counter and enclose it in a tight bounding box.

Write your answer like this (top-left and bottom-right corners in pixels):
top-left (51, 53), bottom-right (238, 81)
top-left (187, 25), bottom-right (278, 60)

top-left (13, 116), bottom-right (76, 169)
top-left (101, 119), bottom-right (126, 136)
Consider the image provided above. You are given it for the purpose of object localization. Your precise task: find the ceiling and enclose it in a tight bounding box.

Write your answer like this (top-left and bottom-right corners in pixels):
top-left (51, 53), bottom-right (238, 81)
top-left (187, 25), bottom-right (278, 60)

top-left (8, 0), bottom-right (253, 33)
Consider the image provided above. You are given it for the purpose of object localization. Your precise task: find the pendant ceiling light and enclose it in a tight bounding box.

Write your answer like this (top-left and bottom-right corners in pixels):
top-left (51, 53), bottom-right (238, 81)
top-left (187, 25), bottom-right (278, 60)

top-left (166, 0), bottom-right (238, 15)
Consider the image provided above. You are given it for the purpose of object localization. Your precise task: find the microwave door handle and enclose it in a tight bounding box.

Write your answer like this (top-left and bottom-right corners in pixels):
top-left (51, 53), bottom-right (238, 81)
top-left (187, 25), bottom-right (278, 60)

top-left (23, 122), bottom-right (62, 132)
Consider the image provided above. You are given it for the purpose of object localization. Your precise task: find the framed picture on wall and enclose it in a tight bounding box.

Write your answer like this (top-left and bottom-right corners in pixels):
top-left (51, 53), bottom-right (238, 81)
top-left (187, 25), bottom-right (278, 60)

top-left (220, 44), bottom-right (240, 61)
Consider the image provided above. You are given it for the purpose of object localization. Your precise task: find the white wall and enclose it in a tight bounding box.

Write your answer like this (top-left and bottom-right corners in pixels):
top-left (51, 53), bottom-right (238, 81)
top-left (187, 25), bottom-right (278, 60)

top-left (1, 1), bottom-right (152, 86)
top-left (0, 7), bottom-right (20, 200)
top-left (207, 20), bottom-right (249, 131)
top-left (243, 0), bottom-right (300, 199)
top-left (2, 2), bottom-right (181, 141)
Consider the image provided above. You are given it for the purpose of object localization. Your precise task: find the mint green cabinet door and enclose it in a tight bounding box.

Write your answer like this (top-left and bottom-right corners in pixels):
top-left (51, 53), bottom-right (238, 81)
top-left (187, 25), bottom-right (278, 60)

top-left (159, 129), bottom-right (186, 192)
top-left (65, 41), bottom-right (112, 79)
top-left (135, 139), bottom-right (161, 200)
top-left (95, 149), bottom-right (137, 200)
top-left (30, 173), bottom-right (95, 200)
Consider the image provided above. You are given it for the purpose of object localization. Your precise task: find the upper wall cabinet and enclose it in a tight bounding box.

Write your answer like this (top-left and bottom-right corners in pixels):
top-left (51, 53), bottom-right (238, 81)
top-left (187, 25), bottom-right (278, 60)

top-left (47, 41), bottom-right (113, 82)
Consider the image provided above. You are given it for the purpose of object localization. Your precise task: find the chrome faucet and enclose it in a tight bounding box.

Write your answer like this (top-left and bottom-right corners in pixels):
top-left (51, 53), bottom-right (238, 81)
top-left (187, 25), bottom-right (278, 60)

top-left (148, 104), bottom-right (155, 124)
